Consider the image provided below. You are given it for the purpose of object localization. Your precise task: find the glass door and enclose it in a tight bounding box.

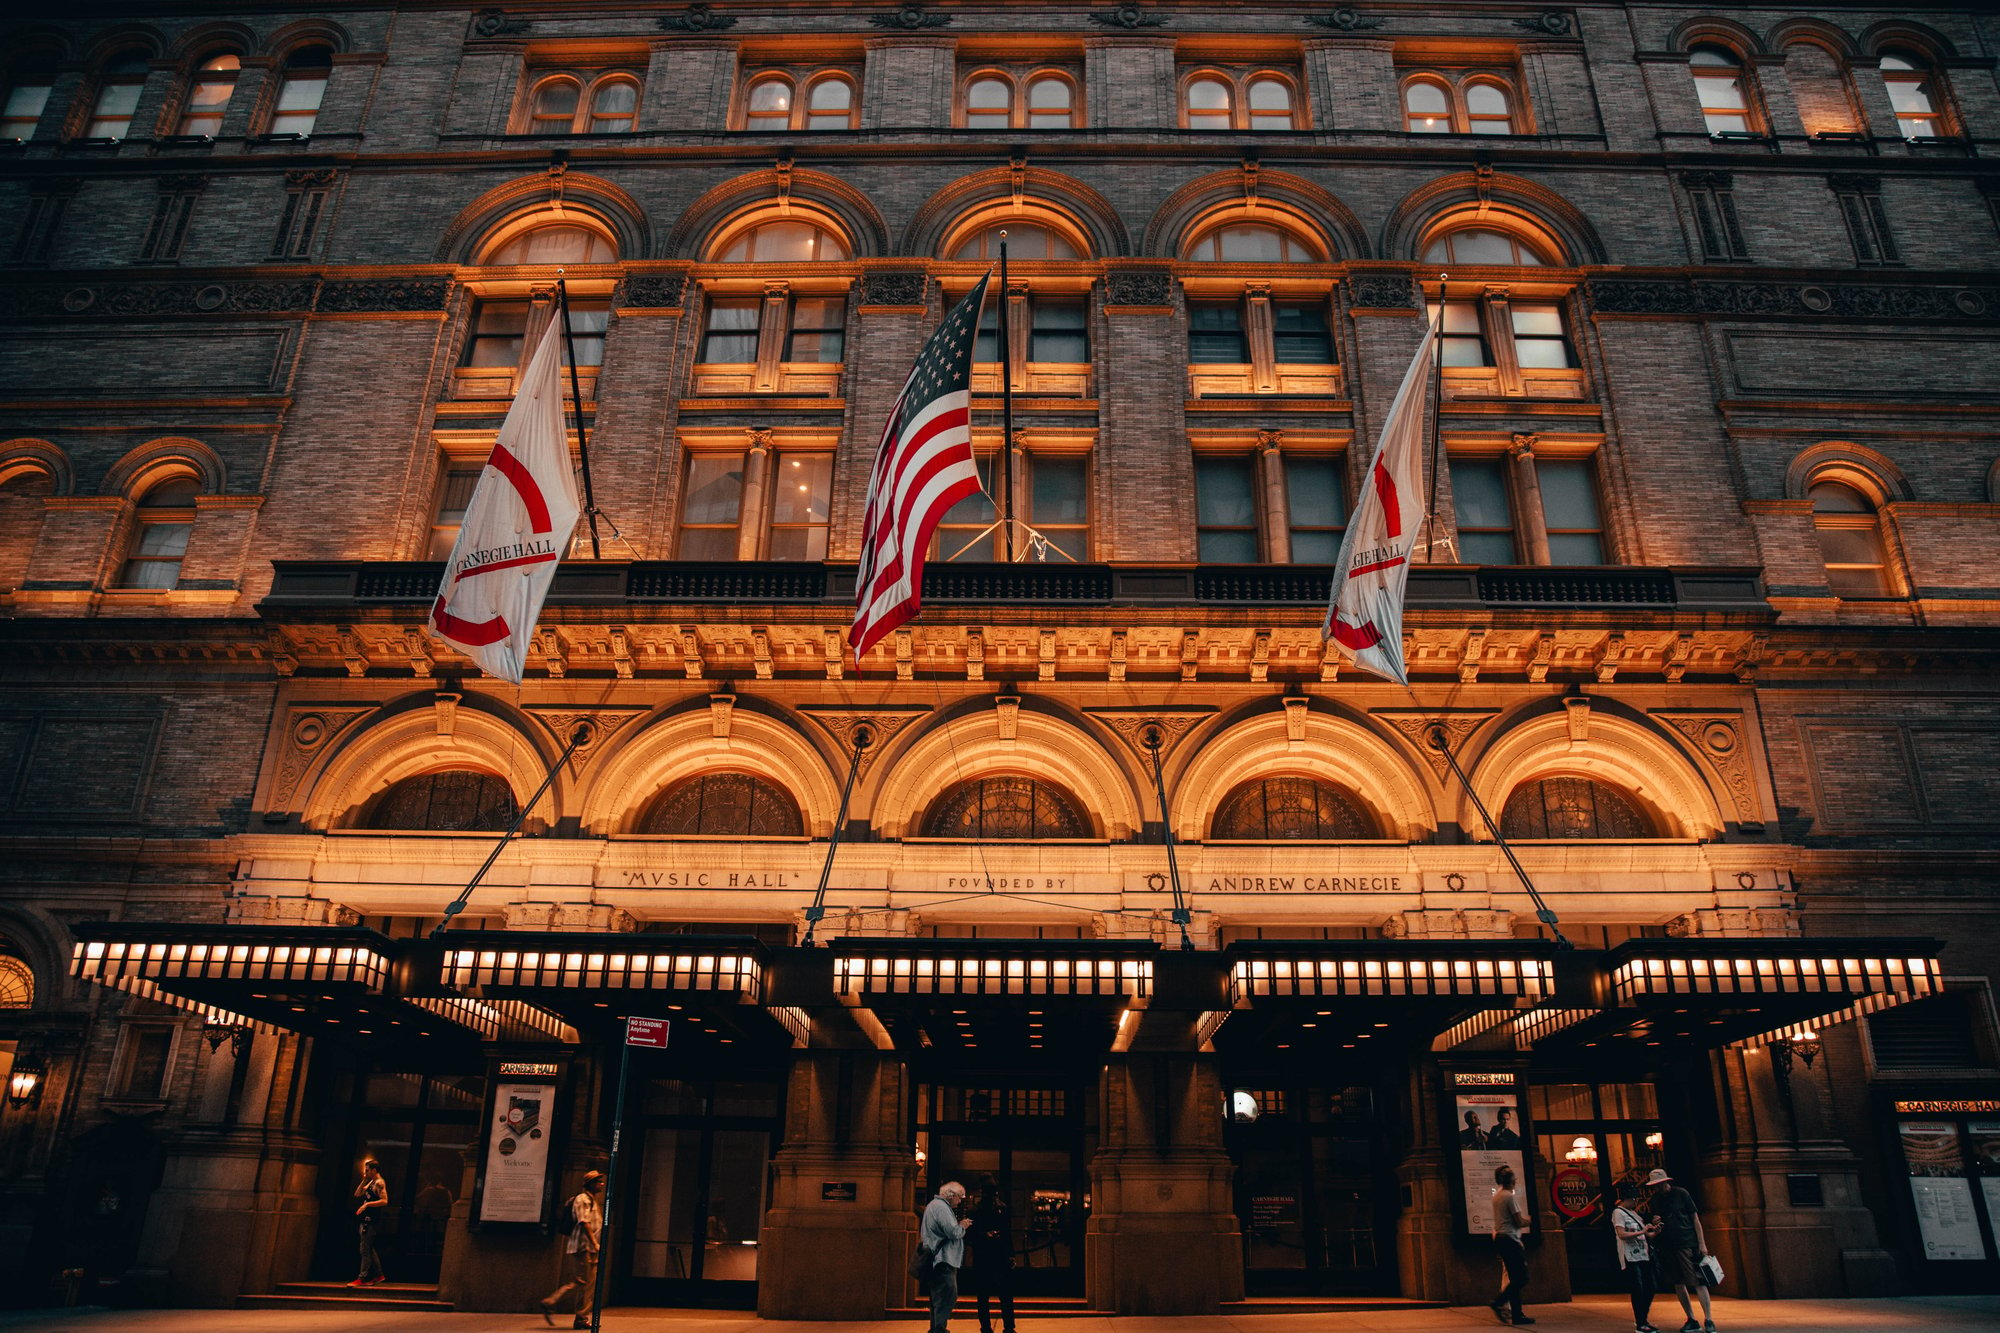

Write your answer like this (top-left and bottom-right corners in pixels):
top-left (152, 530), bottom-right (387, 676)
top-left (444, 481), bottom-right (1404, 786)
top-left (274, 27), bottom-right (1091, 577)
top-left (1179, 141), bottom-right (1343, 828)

top-left (618, 1078), bottom-right (780, 1307)
top-left (1527, 1081), bottom-right (1667, 1294)
top-left (1224, 1084), bottom-right (1395, 1294)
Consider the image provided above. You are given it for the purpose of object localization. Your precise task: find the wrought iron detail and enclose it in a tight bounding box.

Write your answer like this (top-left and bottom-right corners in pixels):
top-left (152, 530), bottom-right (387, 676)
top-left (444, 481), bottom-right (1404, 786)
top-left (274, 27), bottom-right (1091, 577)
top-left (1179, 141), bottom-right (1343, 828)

top-left (641, 773), bottom-right (804, 837)
top-left (367, 770), bottom-right (520, 832)
top-left (1499, 776), bottom-right (1653, 840)
top-left (1213, 777), bottom-right (1378, 840)
top-left (922, 776), bottom-right (1088, 839)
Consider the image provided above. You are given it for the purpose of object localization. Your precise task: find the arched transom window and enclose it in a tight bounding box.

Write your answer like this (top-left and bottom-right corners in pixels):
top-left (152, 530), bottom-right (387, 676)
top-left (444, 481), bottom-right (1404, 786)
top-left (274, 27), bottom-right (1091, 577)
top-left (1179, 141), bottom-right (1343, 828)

top-left (479, 221), bottom-right (618, 266)
top-left (922, 776), bottom-right (1088, 839)
top-left (639, 773), bottom-right (804, 837)
top-left (1421, 227), bottom-right (1552, 266)
top-left (1499, 777), bottom-right (1656, 840)
top-left (0, 953), bottom-right (31, 1008)
top-left (1181, 220), bottom-right (1323, 263)
top-left (715, 218), bottom-right (851, 263)
top-left (367, 771), bottom-right (520, 832)
top-left (949, 222), bottom-right (1081, 261)
top-left (1212, 777), bottom-right (1377, 841)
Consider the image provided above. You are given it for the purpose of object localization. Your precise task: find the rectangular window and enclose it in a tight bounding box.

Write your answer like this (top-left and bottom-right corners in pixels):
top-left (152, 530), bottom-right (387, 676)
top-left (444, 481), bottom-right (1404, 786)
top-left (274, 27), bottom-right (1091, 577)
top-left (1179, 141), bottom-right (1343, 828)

top-left (1509, 302), bottom-right (1574, 369)
top-left (1682, 171), bottom-right (1748, 261)
top-left (1284, 455), bottom-right (1345, 563)
top-left (1831, 177), bottom-right (1899, 266)
top-left (1538, 459), bottom-right (1604, 565)
top-left (1029, 455), bottom-right (1089, 562)
top-left (429, 465), bottom-right (482, 560)
top-left (934, 471), bottom-right (998, 562)
top-left (1189, 302), bottom-right (1250, 363)
top-left (766, 451), bottom-right (833, 559)
top-left (678, 455), bottom-right (744, 559)
top-left (1452, 458), bottom-right (1516, 564)
top-left (140, 180), bottom-right (204, 263)
top-left (2, 81), bottom-right (51, 140)
top-left (114, 1026), bottom-right (175, 1100)
top-left (1439, 298), bottom-right (1490, 366)
top-left (13, 186), bottom-right (75, 263)
top-left (465, 303), bottom-right (529, 368)
top-left (782, 296), bottom-right (846, 363)
top-left (120, 521), bottom-right (192, 588)
top-left (1195, 457), bottom-right (1259, 562)
top-left (1030, 298), bottom-right (1088, 362)
top-left (700, 298), bottom-right (761, 363)
top-left (1271, 301), bottom-right (1334, 364)
top-left (272, 171), bottom-right (336, 260)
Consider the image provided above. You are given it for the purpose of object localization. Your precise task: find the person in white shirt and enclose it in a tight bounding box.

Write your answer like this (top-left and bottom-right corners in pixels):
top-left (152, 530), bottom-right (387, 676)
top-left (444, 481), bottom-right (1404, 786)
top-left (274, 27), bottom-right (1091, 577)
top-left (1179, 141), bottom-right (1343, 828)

top-left (919, 1181), bottom-right (972, 1333)
top-left (540, 1170), bottom-right (604, 1329)
top-left (1612, 1178), bottom-right (1664, 1333)
top-left (1488, 1164), bottom-right (1533, 1326)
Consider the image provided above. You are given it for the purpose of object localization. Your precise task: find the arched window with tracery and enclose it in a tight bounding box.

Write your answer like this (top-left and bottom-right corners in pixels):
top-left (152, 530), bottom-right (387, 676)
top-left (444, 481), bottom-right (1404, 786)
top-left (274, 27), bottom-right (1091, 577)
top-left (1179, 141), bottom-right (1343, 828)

top-left (638, 774), bottom-right (804, 837)
top-left (0, 952), bottom-right (32, 1008)
top-left (921, 777), bottom-right (1089, 839)
top-left (1212, 777), bottom-right (1377, 840)
top-left (366, 771), bottom-right (520, 831)
top-left (1499, 777), bottom-right (1656, 840)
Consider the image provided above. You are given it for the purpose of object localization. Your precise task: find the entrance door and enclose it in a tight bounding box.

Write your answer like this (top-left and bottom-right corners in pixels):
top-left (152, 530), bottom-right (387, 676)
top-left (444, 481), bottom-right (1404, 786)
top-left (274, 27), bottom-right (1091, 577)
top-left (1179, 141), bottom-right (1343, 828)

top-left (313, 1067), bottom-right (482, 1285)
top-left (618, 1077), bottom-right (781, 1307)
top-left (919, 1083), bottom-right (1091, 1296)
top-left (1527, 1081), bottom-right (1667, 1294)
top-left (1224, 1083), bottom-right (1396, 1295)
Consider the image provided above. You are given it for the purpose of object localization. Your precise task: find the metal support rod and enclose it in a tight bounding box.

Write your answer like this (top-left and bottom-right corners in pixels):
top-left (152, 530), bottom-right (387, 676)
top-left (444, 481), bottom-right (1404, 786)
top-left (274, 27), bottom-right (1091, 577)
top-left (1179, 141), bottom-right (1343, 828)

top-left (802, 725), bottom-right (874, 946)
top-left (1141, 726), bottom-right (1197, 952)
top-left (996, 234), bottom-right (1016, 563)
top-left (431, 721), bottom-right (590, 938)
top-left (589, 1036), bottom-right (632, 1333)
top-left (1425, 724), bottom-right (1571, 949)
top-left (1424, 272), bottom-right (1448, 551)
top-left (556, 276), bottom-right (604, 559)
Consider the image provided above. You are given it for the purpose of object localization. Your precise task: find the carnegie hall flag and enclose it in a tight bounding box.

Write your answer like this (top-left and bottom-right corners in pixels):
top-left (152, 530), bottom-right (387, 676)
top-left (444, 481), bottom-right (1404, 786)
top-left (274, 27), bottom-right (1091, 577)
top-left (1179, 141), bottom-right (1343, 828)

top-left (426, 314), bottom-right (582, 683)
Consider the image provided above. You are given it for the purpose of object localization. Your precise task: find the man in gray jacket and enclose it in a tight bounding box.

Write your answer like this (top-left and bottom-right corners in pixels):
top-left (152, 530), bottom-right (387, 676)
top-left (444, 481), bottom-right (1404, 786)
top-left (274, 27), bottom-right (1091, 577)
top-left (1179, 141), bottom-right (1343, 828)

top-left (920, 1181), bottom-right (971, 1333)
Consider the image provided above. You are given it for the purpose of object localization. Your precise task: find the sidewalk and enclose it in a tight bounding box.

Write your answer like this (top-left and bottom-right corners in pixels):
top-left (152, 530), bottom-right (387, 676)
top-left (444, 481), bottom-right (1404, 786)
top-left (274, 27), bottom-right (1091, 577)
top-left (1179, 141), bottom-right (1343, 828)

top-left (3, 1297), bottom-right (1998, 1333)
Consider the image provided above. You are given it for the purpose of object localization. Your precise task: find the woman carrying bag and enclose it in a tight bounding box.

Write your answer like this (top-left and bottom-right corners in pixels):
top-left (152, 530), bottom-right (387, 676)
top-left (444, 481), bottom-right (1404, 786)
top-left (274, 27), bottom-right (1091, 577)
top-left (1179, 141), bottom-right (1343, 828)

top-left (1612, 1179), bottom-right (1662, 1333)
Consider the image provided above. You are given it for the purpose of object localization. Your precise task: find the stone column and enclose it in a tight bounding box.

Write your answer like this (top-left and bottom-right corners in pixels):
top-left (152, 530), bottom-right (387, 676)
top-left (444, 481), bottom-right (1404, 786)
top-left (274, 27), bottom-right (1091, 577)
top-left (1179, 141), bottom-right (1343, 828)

top-left (1508, 435), bottom-right (1552, 565)
top-left (1256, 431), bottom-right (1291, 564)
top-left (758, 1051), bottom-right (920, 1318)
top-left (736, 429), bottom-right (775, 560)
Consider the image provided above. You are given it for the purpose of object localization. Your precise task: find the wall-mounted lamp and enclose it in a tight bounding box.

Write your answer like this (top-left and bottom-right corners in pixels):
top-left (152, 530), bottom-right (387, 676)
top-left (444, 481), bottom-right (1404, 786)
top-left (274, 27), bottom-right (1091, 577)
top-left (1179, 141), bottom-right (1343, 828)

top-left (202, 1021), bottom-right (254, 1059)
top-left (6, 1053), bottom-right (45, 1109)
top-left (1771, 1029), bottom-right (1822, 1109)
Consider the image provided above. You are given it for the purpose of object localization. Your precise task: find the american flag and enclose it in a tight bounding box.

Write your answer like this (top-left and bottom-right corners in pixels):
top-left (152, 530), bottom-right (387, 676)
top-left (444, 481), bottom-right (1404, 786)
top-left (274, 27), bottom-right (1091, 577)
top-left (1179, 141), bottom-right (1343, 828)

top-left (851, 273), bottom-right (991, 660)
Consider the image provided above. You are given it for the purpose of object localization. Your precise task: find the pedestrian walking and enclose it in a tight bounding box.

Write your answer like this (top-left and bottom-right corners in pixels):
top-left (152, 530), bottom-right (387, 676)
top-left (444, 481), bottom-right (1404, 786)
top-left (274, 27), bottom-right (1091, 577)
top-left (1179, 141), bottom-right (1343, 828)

top-left (1487, 1163), bottom-right (1533, 1325)
top-left (1613, 1179), bottom-right (1663, 1333)
top-left (920, 1180), bottom-right (972, 1333)
top-left (349, 1158), bottom-right (389, 1287)
top-left (539, 1170), bottom-right (605, 1329)
top-left (966, 1174), bottom-right (1017, 1333)
top-left (1645, 1168), bottom-right (1718, 1333)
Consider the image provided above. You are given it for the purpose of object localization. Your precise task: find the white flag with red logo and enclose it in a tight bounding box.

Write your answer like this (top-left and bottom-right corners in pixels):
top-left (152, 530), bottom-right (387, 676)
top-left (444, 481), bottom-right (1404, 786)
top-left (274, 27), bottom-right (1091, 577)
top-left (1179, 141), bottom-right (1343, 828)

top-left (1322, 315), bottom-right (1438, 685)
top-left (426, 316), bottom-right (581, 683)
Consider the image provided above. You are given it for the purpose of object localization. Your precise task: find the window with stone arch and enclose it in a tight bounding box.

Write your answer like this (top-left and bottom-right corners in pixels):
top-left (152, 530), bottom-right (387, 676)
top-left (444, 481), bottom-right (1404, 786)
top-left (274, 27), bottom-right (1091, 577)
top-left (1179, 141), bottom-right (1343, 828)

top-left (1878, 51), bottom-right (1946, 139)
top-left (637, 773), bottom-right (804, 837)
top-left (960, 68), bottom-right (1080, 130)
top-left (175, 51), bottom-right (241, 137)
top-left (1809, 474), bottom-right (1895, 597)
top-left (265, 45), bottom-right (332, 137)
top-left (83, 53), bottom-right (150, 140)
top-left (476, 216), bottom-right (619, 266)
top-left (1180, 217), bottom-right (1326, 264)
top-left (0, 951), bottom-right (32, 1008)
top-left (118, 471), bottom-right (201, 590)
top-left (1687, 44), bottom-right (1759, 136)
top-left (365, 770), bottom-right (520, 832)
top-left (1181, 69), bottom-right (1300, 131)
top-left (921, 776), bottom-right (1090, 840)
top-left (1499, 776), bottom-right (1658, 840)
top-left (1211, 777), bottom-right (1379, 841)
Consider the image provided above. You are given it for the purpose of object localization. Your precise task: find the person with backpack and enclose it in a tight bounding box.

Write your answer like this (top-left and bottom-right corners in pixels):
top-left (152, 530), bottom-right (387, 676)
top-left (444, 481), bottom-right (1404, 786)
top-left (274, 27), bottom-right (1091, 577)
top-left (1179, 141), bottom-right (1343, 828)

top-left (540, 1170), bottom-right (604, 1328)
top-left (1612, 1178), bottom-right (1663, 1333)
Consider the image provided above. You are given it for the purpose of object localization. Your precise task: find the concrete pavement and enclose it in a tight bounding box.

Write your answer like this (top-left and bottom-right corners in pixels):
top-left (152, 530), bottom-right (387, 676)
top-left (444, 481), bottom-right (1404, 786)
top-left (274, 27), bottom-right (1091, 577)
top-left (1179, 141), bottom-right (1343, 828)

top-left (2, 1297), bottom-right (1998, 1333)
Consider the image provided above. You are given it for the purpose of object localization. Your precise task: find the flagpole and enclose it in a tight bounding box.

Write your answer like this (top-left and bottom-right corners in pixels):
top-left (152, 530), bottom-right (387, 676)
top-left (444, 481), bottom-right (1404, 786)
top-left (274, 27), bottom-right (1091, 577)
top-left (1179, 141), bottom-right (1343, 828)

top-left (430, 720), bottom-right (590, 938)
top-left (556, 275), bottom-right (604, 560)
top-left (1140, 726), bottom-right (1197, 952)
top-left (1424, 724), bottom-right (1571, 950)
top-left (996, 233), bottom-right (1015, 563)
top-left (801, 724), bottom-right (874, 946)
top-left (1424, 273), bottom-right (1447, 551)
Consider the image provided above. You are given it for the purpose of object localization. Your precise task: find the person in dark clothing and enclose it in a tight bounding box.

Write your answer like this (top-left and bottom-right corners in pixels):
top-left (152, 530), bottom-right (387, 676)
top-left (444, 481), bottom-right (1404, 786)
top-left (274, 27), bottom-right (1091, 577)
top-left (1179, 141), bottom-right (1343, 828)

top-left (1646, 1169), bottom-right (1716, 1333)
top-left (349, 1158), bottom-right (388, 1287)
top-left (965, 1174), bottom-right (1016, 1333)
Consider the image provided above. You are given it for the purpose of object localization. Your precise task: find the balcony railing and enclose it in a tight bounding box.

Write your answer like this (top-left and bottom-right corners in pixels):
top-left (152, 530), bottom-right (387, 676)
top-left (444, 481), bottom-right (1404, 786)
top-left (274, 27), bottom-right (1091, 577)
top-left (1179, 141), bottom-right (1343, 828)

top-left (266, 561), bottom-right (1767, 615)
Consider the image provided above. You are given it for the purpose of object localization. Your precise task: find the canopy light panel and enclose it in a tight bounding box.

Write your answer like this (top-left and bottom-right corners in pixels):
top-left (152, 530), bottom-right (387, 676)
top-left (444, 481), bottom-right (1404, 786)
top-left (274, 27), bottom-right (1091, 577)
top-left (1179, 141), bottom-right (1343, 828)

top-left (444, 946), bottom-right (762, 998)
top-left (1232, 954), bottom-right (1552, 1004)
top-left (1613, 952), bottom-right (1939, 1003)
top-left (833, 953), bottom-right (1152, 998)
top-left (75, 938), bottom-right (389, 989)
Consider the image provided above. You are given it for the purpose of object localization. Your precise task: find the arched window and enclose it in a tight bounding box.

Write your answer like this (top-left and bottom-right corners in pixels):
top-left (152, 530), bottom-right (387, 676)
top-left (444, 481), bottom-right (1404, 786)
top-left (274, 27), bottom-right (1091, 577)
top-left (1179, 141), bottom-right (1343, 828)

top-left (1185, 76), bottom-right (1233, 129)
top-left (1689, 46), bottom-right (1754, 135)
top-left (86, 55), bottom-right (150, 140)
top-left (1245, 76), bottom-right (1295, 130)
top-left (744, 76), bottom-right (793, 130)
top-left (176, 53), bottom-right (240, 136)
top-left (1879, 53), bottom-right (1942, 138)
top-left (949, 223), bottom-right (1080, 261)
top-left (805, 77), bottom-right (855, 130)
top-left (714, 218), bottom-right (851, 262)
top-left (1212, 777), bottom-right (1377, 840)
top-left (1421, 227), bottom-right (1551, 266)
top-left (529, 78), bottom-right (581, 133)
top-left (1181, 220), bottom-right (1322, 262)
top-left (1027, 76), bottom-right (1075, 128)
top-left (1499, 777), bottom-right (1656, 840)
top-left (1405, 79), bottom-right (1451, 132)
top-left (638, 774), bottom-right (804, 837)
top-left (0, 953), bottom-right (31, 1008)
top-left (1184, 70), bottom-right (1301, 131)
top-left (481, 221), bottom-right (617, 266)
top-left (118, 475), bottom-right (198, 589)
top-left (965, 76), bottom-right (1011, 128)
top-left (268, 46), bottom-right (331, 136)
top-left (1465, 81), bottom-right (1514, 133)
top-left (589, 78), bottom-right (639, 133)
top-left (1810, 479), bottom-right (1893, 596)
top-left (921, 777), bottom-right (1088, 839)
top-left (367, 771), bottom-right (520, 832)
top-left (962, 71), bottom-right (1078, 130)
top-left (2, 63), bottom-right (56, 141)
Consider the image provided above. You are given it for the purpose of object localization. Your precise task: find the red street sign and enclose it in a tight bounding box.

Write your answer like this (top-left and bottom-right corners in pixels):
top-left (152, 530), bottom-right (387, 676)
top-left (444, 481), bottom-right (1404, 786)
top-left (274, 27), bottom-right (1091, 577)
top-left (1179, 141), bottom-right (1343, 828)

top-left (625, 1016), bottom-right (670, 1049)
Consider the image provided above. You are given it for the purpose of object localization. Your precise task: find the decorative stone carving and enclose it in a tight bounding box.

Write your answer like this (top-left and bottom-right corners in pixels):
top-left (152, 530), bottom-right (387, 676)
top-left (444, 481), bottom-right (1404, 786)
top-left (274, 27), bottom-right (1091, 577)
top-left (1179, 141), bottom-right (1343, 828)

top-left (1349, 274), bottom-right (1415, 308)
top-left (472, 9), bottom-right (531, 36)
top-left (1655, 711), bottom-right (1762, 827)
top-left (1086, 706), bottom-right (1215, 762)
top-left (1512, 10), bottom-right (1572, 35)
top-left (523, 708), bottom-right (642, 765)
top-left (271, 706), bottom-right (376, 809)
top-left (871, 3), bottom-right (952, 28)
top-left (1103, 269), bottom-right (1175, 307)
top-left (319, 279), bottom-right (451, 313)
top-left (798, 706), bottom-right (929, 776)
top-left (1664, 907), bottom-right (1800, 939)
top-left (2, 279), bottom-right (319, 320)
top-left (504, 901), bottom-right (637, 933)
top-left (1089, 4), bottom-right (1169, 27)
top-left (860, 270), bottom-right (927, 307)
top-left (619, 274), bottom-right (686, 309)
top-left (995, 694), bottom-right (1020, 741)
top-left (658, 4), bottom-right (738, 32)
top-left (1304, 8), bottom-right (1384, 31)
top-left (227, 893), bottom-right (362, 927)
top-left (1379, 712), bottom-right (1493, 782)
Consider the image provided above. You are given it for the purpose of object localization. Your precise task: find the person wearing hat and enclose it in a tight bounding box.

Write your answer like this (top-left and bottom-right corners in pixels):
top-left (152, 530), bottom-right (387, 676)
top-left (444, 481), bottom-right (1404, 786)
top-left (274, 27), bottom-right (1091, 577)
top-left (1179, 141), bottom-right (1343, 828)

top-left (1645, 1168), bottom-right (1717, 1333)
top-left (540, 1169), bottom-right (605, 1329)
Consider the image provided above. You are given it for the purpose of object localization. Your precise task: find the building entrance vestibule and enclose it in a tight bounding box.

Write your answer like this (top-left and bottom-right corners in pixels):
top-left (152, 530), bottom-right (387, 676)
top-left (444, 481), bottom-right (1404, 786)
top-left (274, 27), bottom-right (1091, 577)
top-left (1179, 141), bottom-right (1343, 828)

top-left (1527, 1079), bottom-right (1669, 1294)
top-left (917, 1080), bottom-right (1093, 1296)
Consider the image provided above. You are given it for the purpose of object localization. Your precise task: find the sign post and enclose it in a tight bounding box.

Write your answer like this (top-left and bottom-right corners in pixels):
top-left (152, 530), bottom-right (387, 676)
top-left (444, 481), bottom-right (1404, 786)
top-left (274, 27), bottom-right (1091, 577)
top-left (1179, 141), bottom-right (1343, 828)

top-left (591, 1016), bottom-right (669, 1333)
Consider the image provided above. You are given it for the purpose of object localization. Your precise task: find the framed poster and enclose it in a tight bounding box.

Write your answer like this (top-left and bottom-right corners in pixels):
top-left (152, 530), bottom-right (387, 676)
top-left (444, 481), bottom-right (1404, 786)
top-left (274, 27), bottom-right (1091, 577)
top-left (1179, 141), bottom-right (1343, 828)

top-left (1452, 1078), bottom-right (1528, 1236)
top-left (1900, 1121), bottom-right (1986, 1261)
top-left (1968, 1120), bottom-right (2000, 1254)
top-left (480, 1078), bottom-right (556, 1224)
